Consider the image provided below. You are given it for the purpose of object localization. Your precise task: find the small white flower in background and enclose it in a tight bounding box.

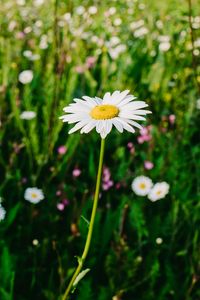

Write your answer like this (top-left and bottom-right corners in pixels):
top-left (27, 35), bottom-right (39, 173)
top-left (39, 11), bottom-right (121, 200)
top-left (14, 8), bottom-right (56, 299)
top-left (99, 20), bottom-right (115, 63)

top-left (34, 0), bottom-right (44, 6)
top-left (131, 176), bottom-right (153, 196)
top-left (20, 111), bottom-right (36, 120)
top-left (76, 6), bottom-right (85, 15)
top-left (23, 50), bottom-right (33, 58)
top-left (159, 42), bottom-right (171, 52)
top-left (16, 0), bottom-right (25, 5)
top-left (88, 6), bottom-right (97, 15)
top-left (158, 35), bottom-right (171, 52)
top-left (148, 182), bottom-right (170, 202)
top-left (39, 35), bottom-right (48, 49)
top-left (114, 18), bottom-right (122, 26)
top-left (156, 237), bottom-right (163, 244)
top-left (32, 239), bottom-right (39, 246)
top-left (196, 98), bottom-right (200, 109)
top-left (0, 204), bottom-right (6, 221)
top-left (24, 187), bottom-right (44, 204)
top-left (158, 35), bottom-right (170, 43)
top-left (109, 7), bottom-right (116, 15)
top-left (60, 90), bottom-right (151, 139)
top-left (18, 70), bottom-right (33, 84)
top-left (134, 27), bottom-right (149, 38)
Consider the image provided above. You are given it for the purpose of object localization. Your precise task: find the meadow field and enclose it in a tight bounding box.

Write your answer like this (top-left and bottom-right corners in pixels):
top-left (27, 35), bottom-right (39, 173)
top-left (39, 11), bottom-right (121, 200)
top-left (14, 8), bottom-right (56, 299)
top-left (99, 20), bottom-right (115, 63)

top-left (0, 0), bottom-right (200, 299)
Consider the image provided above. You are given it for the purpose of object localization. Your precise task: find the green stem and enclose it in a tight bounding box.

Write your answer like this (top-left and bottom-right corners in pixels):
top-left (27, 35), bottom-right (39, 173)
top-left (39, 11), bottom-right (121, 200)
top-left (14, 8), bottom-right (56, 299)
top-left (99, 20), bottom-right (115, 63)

top-left (62, 138), bottom-right (106, 300)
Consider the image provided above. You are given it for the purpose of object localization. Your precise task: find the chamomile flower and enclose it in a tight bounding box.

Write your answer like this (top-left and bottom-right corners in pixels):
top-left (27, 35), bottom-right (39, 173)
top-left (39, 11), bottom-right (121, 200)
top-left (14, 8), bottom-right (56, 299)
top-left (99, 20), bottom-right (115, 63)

top-left (60, 90), bottom-right (151, 139)
top-left (18, 70), bottom-right (33, 84)
top-left (20, 111), bottom-right (36, 120)
top-left (0, 204), bottom-right (6, 221)
top-left (131, 176), bottom-right (153, 196)
top-left (148, 182), bottom-right (169, 202)
top-left (24, 187), bottom-right (44, 204)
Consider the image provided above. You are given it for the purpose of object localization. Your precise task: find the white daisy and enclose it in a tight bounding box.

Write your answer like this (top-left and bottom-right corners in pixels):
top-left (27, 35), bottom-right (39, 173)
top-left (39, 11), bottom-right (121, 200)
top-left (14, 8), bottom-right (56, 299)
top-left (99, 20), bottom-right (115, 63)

top-left (148, 182), bottom-right (169, 202)
top-left (60, 90), bottom-right (151, 139)
top-left (24, 187), bottom-right (44, 204)
top-left (0, 204), bottom-right (6, 221)
top-left (18, 70), bottom-right (33, 84)
top-left (131, 176), bottom-right (153, 196)
top-left (20, 111), bottom-right (36, 120)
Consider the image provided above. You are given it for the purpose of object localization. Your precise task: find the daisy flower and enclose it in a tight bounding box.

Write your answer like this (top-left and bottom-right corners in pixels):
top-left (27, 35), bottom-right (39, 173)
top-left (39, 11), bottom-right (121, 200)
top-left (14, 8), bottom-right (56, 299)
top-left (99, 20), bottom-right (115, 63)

top-left (148, 182), bottom-right (169, 202)
top-left (24, 187), bottom-right (44, 204)
top-left (0, 204), bottom-right (6, 221)
top-left (60, 90), bottom-right (151, 139)
top-left (18, 70), bottom-right (33, 84)
top-left (20, 111), bottom-right (36, 120)
top-left (131, 176), bottom-right (153, 196)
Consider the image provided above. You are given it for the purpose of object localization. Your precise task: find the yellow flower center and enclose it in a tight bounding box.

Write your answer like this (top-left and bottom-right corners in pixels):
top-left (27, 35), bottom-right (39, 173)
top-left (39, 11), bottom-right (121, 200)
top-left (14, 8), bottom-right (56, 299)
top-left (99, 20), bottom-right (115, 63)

top-left (156, 190), bottom-right (162, 195)
top-left (31, 193), bottom-right (38, 198)
top-left (139, 183), bottom-right (146, 189)
top-left (90, 105), bottom-right (119, 120)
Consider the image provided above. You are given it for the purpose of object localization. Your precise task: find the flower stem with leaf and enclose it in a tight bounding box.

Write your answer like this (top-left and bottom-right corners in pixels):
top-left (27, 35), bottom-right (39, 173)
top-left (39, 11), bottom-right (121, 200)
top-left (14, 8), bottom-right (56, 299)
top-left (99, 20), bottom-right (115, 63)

top-left (62, 138), bottom-right (105, 300)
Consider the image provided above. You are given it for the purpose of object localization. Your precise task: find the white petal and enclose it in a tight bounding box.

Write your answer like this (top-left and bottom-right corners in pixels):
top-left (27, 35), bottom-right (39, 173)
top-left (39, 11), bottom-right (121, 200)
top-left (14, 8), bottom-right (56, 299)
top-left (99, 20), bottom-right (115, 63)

top-left (120, 118), bottom-right (143, 129)
top-left (119, 112), bottom-right (146, 121)
top-left (103, 92), bottom-right (111, 102)
top-left (129, 109), bottom-right (151, 115)
top-left (94, 97), bottom-right (103, 104)
top-left (105, 120), bottom-right (113, 135)
top-left (96, 120), bottom-right (104, 133)
top-left (63, 105), bottom-right (90, 113)
top-left (74, 98), bottom-right (95, 108)
top-left (118, 95), bottom-right (136, 107)
top-left (111, 90), bottom-right (130, 105)
top-left (116, 118), bottom-right (135, 133)
top-left (68, 119), bottom-right (90, 134)
top-left (112, 118), bottom-right (124, 133)
top-left (121, 101), bottom-right (148, 110)
top-left (80, 120), bottom-right (97, 133)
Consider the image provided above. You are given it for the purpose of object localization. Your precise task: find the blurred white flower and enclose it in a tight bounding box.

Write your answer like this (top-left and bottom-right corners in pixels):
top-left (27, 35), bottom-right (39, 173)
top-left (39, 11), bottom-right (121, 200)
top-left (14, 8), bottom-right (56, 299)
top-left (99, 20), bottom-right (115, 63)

top-left (159, 42), bottom-right (171, 52)
top-left (0, 205), bottom-right (6, 221)
top-left (24, 26), bottom-right (32, 34)
top-left (158, 35), bottom-right (170, 43)
top-left (148, 182), bottom-right (169, 202)
top-left (24, 187), bottom-right (44, 204)
top-left (109, 7), bottom-right (116, 15)
top-left (134, 27), bottom-right (148, 38)
top-left (8, 21), bottom-right (17, 32)
top-left (20, 111), bottom-right (36, 120)
top-left (156, 237), bottom-right (163, 244)
top-left (23, 51), bottom-right (40, 61)
top-left (196, 99), bottom-right (200, 109)
top-left (131, 176), bottom-right (153, 196)
top-left (130, 20), bottom-right (144, 30)
top-left (63, 13), bottom-right (71, 22)
top-left (114, 18), bottom-right (122, 26)
top-left (194, 38), bottom-right (200, 48)
top-left (106, 36), bottom-right (121, 47)
top-left (109, 44), bottom-right (126, 59)
top-left (19, 70), bottom-right (33, 84)
top-left (76, 6), bottom-right (85, 15)
top-left (16, 0), bottom-right (25, 5)
top-left (39, 35), bottom-right (48, 49)
top-left (193, 49), bottom-right (200, 56)
top-left (35, 20), bottom-right (43, 27)
top-left (156, 20), bottom-right (163, 29)
top-left (23, 50), bottom-right (33, 58)
top-left (32, 239), bottom-right (39, 246)
top-left (60, 90), bottom-right (151, 139)
top-left (88, 6), bottom-right (97, 15)
top-left (34, 0), bottom-right (44, 6)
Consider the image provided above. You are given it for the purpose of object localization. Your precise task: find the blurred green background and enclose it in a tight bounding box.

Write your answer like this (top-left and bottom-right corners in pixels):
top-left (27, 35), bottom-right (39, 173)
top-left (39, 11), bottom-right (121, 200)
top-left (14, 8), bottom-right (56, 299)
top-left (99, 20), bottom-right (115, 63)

top-left (0, 0), bottom-right (200, 299)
